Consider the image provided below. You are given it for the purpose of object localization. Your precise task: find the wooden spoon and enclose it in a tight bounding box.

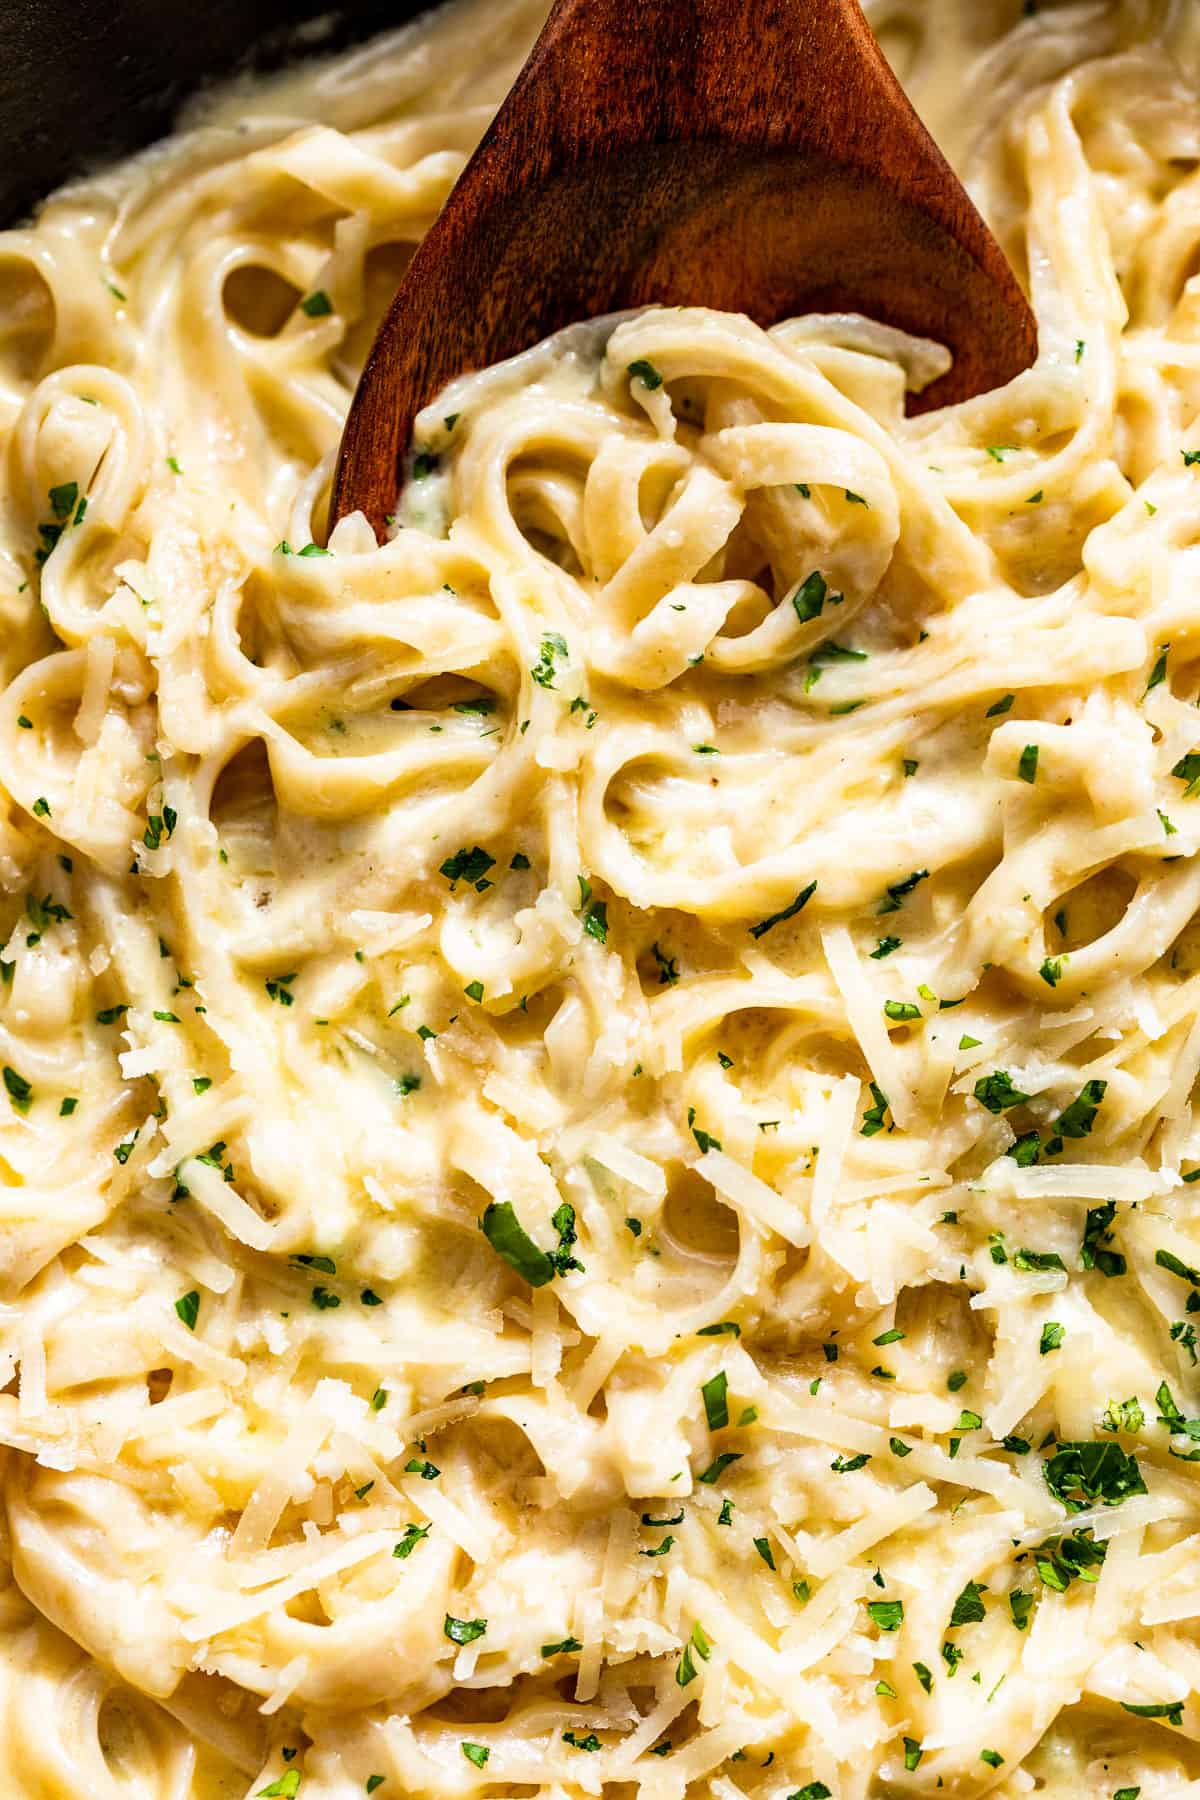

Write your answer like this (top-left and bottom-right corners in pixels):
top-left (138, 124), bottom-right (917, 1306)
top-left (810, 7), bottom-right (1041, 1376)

top-left (331, 0), bottom-right (1036, 539)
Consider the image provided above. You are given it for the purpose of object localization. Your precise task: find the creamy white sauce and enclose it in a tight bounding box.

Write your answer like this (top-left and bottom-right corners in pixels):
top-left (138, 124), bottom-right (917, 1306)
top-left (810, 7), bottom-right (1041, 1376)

top-left (0, 2), bottom-right (1197, 1796)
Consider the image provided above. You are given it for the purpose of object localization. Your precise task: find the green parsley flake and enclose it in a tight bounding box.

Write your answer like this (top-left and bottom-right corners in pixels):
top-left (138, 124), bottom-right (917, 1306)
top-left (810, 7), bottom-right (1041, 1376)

top-left (628, 359), bottom-right (663, 390)
top-left (973, 1069), bottom-right (1030, 1114)
top-left (1043, 1441), bottom-right (1146, 1511)
top-left (701, 1370), bottom-right (729, 1431)
top-left (3, 1066), bottom-right (32, 1114)
top-left (1055, 1079), bottom-right (1106, 1138)
top-left (792, 570), bottom-right (831, 622)
top-left (949, 1580), bottom-right (988, 1627)
top-left (439, 845), bottom-right (495, 888)
top-left (867, 1599), bottom-right (903, 1631)
top-left (257, 1774), bottom-right (300, 1799)
top-left (879, 869), bottom-right (928, 915)
top-left (1120, 1701), bottom-right (1183, 1725)
top-left (443, 1615), bottom-right (487, 1645)
top-left (860, 1082), bottom-right (890, 1137)
top-left (175, 1290), bottom-right (200, 1331)
top-left (530, 632), bottom-right (569, 689)
top-left (583, 901), bottom-right (608, 943)
top-left (698, 1451), bottom-right (742, 1485)
top-left (749, 880), bottom-right (817, 940)
top-left (393, 1522), bottom-right (430, 1559)
top-left (675, 1622), bottom-right (713, 1687)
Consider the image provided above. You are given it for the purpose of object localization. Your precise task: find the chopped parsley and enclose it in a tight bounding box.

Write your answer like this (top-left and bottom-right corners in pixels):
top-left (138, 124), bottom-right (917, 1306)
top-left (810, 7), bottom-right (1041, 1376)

top-left (1035, 1528), bottom-right (1105, 1592)
top-left (1156, 1246), bottom-right (1200, 1286)
top-left (884, 1000), bottom-right (920, 1022)
top-left (143, 806), bottom-right (178, 850)
top-left (697, 1451), bottom-right (742, 1485)
top-left (1055, 1079), bottom-right (1106, 1138)
top-left (792, 570), bottom-right (831, 622)
top-left (1101, 1397), bottom-right (1143, 1435)
top-left (1043, 1441), bottom-right (1146, 1511)
top-left (404, 1458), bottom-right (440, 1481)
top-left (3, 1066), bottom-right (32, 1114)
top-left (393, 1523), bottom-right (430, 1559)
top-left (628, 359), bottom-right (664, 390)
top-left (1013, 1248), bottom-right (1065, 1273)
top-left (949, 1580), bottom-right (987, 1627)
top-left (860, 1082), bottom-right (891, 1137)
top-left (701, 1371), bottom-right (729, 1431)
top-left (1120, 1701), bottom-right (1183, 1726)
top-left (879, 869), bottom-right (928, 915)
top-left (810, 640), bottom-right (867, 665)
top-left (1172, 751), bottom-right (1200, 797)
top-left (675, 1621), bottom-right (713, 1687)
top-left (1146, 644), bottom-right (1170, 695)
top-left (443, 1615), bottom-right (487, 1645)
top-left (867, 1599), bottom-right (904, 1632)
top-left (748, 880), bottom-right (817, 939)
top-left (530, 632), bottom-right (569, 689)
top-left (583, 901), bottom-right (608, 943)
top-left (1081, 1202), bottom-right (1125, 1277)
top-left (973, 1070), bottom-right (1030, 1114)
top-left (174, 1290), bottom-right (200, 1331)
top-left (257, 1774), bottom-right (300, 1799)
top-left (651, 942), bottom-right (679, 985)
top-left (439, 845), bottom-right (496, 889)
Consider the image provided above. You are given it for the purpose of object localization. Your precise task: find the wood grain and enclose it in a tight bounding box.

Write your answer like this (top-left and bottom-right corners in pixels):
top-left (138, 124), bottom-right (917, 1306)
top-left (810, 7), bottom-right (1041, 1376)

top-left (331, 0), bottom-right (1037, 539)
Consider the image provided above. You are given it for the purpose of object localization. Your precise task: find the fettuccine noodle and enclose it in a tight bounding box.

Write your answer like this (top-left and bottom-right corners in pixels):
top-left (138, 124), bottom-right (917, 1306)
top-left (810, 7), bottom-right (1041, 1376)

top-left (2, 1), bottom-right (1200, 1795)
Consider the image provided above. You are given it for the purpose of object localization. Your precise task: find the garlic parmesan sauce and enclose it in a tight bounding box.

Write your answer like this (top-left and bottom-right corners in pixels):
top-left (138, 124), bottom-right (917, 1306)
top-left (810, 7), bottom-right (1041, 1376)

top-left (1, 2), bottom-right (1200, 1796)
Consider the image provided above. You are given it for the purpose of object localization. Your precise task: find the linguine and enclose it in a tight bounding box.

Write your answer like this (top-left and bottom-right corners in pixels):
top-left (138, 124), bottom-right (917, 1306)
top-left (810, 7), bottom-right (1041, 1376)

top-left (2, 1), bottom-right (1200, 1795)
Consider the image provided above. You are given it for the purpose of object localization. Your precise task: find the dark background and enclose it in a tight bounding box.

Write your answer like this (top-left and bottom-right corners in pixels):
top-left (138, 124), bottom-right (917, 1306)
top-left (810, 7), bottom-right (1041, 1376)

top-left (3, 0), bottom-right (435, 225)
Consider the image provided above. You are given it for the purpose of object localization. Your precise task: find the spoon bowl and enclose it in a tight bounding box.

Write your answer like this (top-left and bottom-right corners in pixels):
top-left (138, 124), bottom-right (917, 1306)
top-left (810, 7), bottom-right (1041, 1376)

top-left (332, 0), bottom-right (1037, 538)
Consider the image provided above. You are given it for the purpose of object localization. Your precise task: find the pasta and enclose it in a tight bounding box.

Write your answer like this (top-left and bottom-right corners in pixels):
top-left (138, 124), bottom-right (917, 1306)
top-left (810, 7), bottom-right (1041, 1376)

top-left (4, 0), bottom-right (1200, 1793)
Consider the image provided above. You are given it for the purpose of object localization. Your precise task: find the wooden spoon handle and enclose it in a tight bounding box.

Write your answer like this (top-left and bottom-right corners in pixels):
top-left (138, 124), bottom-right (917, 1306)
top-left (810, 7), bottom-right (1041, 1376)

top-left (514, 0), bottom-right (908, 158)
